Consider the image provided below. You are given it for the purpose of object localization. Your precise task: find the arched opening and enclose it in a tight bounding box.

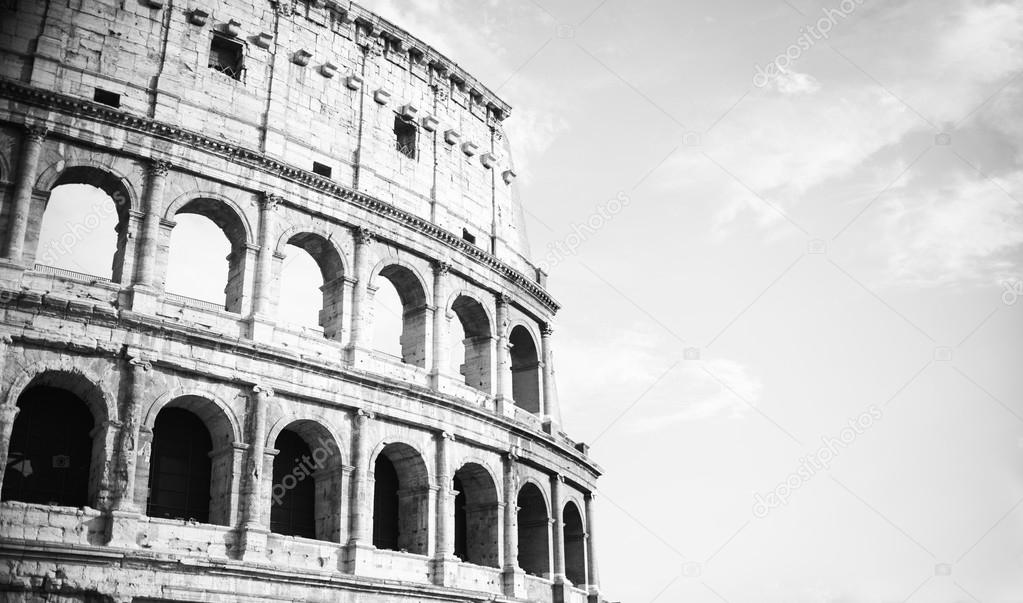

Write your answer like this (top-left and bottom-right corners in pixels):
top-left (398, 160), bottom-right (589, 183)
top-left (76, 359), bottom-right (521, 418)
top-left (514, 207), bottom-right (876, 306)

top-left (371, 442), bottom-right (429, 554)
top-left (146, 407), bottom-right (213, 523)
top-left (165, 198), bottom-right (250, 313)
top-left (33, 167), bottom-right (132, 282)
top-left (277, 233), bottom-right (345, 338)
top-left (371, 265), bottom-right (428, 367)
top-left (517, 482), bottom-right (551, 577)
top-left (270, 430), bottom-right (316, 538)
top-left (269, 420), bottom-right (343, 542)
top-left (1, 386), bottom-right (95, 507)
top-left (450, 296), bottom-right (493, 393)
top-left (510, 326), bottom-right (541, 414)
top-left (143, 395), bottom-right (238, 526)
top-left (563, 501), bottom-right (587, 586)
top-left (453, 463), bottom-right (500, 567)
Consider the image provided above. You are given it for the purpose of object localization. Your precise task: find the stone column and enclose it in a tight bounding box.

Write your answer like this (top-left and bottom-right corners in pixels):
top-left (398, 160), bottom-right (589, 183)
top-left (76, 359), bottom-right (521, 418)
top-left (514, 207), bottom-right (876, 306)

top-left (241, 384), bottom-right (272, 561)
top-left (502, 450), bottom-right (525, 597)
top-left (540, 323), bottom-right (562, 428)
top-left (115, 356), bottom-right (151, 511)
top-left (345, 408), bottom-right (374, 572)
top-left (106, 354), bottom-right (150, 547)
top-left (133, 160), bottom-right (170, 289)
top-left (429, 261), bottom-right (450, 389)
top-left (347, 227), bottom-right (374, 361)
top-left (551, 474), bottom-right (566, 582)
top-left (585, 492), bottom-right (601, 601)
top-left (249, 193), bottom-right (281, 340)
top-left (495, 293), bottom-right (514, 414)
top-left (434, 431), bottom-right (454, 559)
top-left (4, 126), bottom-right (47, 263)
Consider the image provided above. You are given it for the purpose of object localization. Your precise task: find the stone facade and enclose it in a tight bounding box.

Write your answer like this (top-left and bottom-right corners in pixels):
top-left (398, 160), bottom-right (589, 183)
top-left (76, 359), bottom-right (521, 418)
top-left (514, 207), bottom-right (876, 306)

top-left (0, 1), bottom-right (604, 602)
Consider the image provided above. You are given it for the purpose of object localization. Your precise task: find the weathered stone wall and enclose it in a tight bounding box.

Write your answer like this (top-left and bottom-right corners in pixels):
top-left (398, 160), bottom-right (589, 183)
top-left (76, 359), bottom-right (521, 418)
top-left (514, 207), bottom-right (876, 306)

top-left (0, 1), bottom-right (605, 602)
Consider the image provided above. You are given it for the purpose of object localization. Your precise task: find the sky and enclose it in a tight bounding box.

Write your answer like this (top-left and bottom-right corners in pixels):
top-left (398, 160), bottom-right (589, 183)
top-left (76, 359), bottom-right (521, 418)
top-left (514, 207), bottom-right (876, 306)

top-left (35, 1), bottom-right (1023, 601)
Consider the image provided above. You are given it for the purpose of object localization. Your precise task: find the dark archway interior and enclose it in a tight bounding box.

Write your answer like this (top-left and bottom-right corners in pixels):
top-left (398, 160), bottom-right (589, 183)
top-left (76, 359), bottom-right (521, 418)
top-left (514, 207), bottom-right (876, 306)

top-left (1, 386), bottom-right (94, 507)
top-left (564, 501), bottom-right (586, 586)
top-left (270, 429), bottom-right (317, 539)
top-left (372, 453), bottom-right (400, 550)
top-left (453, 474), bottom-right (468, 560)
top-left (517, 483), bottom-right (550, 577)
top-left (147, 407), bottom-right (213, 523)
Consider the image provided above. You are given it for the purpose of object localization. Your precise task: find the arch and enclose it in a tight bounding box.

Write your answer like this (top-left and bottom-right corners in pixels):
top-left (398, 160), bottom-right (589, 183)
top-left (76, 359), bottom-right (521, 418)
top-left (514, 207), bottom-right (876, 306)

top-left (143, 394), bottom-right (240, 526)
top-left (509, 325), bottom-right (541, 414)
top-left (517, 481), bottom-right (551, 577)
top-left (368, 260), bottom-right (430, 367)
top-left (1, 380), bottom-right (101, 508)
top-left (453, 461), bottom-right (501, 568)
top-left (34, 160), bottom-right (140, 212)
top-left (274, 225), bottom-right (349, 277)
top-left (370, 441), bottom-right (430, 554)
top-left (142, 389), bottom-right (241, 447)
top-left (32, 164), bottom-right (137, 282)
top-left (563, 499), bottom-right (587, 586)
top-left (4, 361), bottom-right (117, 425)
top-left (163, 193), bottom-right (255, 313)
top-left (276, 229), bottom-right (347, 338)
top-left (268, 418), bottom-right (346, 541)
top-left (163, 192), bottom-right (254, 247)
top-left (448, 293), bottom-right (494, 393)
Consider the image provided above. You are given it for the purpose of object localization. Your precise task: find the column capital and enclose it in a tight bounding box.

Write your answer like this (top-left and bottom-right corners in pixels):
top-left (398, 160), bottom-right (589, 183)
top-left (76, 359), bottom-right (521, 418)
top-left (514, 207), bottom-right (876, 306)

top-left (0, 333), bottom-right (13, 345)
top-left (503, 448), bottom-right (519, 462)
top-left (356, 407), bottom-right (375, 420)
top-left (541, 322), bottom-right (554, 336)
top-left (259, 191), bottom-right (284, 210)
top-left (147, 159), bottom-right (171, 178)
top-left (496, 291), bottom-right (511, 307)
top-left (432, 259), bottom-right (451, 276)
top-left (355, 226), bottom-right (376, 246)
top-left (437, 430), bottom-right (455, 441)
top-left (25, 124), bottom-right (48, 142)
top-left (252, 384), bottom-right (275, 398)
top-left (128, 357), bottom-right (152, 372)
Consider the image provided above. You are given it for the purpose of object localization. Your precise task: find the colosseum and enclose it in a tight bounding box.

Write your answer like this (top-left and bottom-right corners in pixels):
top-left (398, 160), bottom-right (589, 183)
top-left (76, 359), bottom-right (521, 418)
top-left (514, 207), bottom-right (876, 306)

top-left (0, 1), bottom-right (606, 602)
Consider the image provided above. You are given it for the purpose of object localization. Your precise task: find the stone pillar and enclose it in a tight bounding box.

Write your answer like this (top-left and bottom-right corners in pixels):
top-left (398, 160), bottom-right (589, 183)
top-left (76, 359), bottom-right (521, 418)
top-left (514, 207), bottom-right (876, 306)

top-left (133, 160), bottom-right (170, 289)
top-left (429, 260), bottom-right (450, 389)
top-left (541, 322), bottom-right (562, 428)
top-left (4, 125), bottom-right (47, 263)
top-left (345, 408), bottom-right (374, 572)
top-left (585, 492), bottom-right (601, 601)
top-left (249, 193), bottom-right (281, 341)
top-left (115, 356), bottom-right (151, 511)
top-left (241, 384), bottom-right (272, 561)
top-left (495, 293), bottom-right (514, 415)
top-left (432, 431), bottom-right (458, 584)
top-left (502, 450), bottom-right (526, 597)
top-left (551, 474), bottom-right (566, 582)
top-left (347, 227), bottom-right (375, 361)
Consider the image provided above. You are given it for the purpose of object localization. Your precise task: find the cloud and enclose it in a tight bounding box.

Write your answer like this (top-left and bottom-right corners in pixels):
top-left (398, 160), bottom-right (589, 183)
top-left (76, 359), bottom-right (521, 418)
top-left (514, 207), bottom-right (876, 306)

top-left (628, 357), bottom-right (764, 432)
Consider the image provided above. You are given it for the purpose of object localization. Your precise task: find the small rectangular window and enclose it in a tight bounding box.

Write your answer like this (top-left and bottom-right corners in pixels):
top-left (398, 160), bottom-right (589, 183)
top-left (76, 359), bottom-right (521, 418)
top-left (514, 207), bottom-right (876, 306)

top-left (394, 115), bottom-right (417, 159)
top-left (209, 33), bottom-right (244, 80)
top-left (462, 228), bottom-right (476, 245)
top-left (93, 88), bottom-right (120, 107)
top-left (312, 162), bottom-right (332, 178)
